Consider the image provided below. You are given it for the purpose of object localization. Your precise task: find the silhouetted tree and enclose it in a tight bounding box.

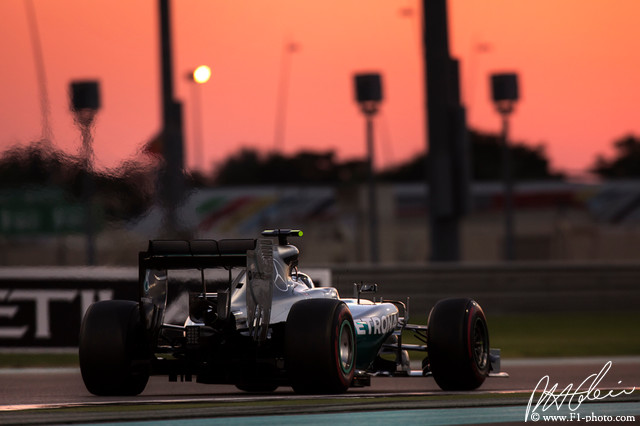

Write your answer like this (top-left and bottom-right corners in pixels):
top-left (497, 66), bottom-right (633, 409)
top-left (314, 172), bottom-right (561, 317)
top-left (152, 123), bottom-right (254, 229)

top-left (213, 149), bottom-right (262, 185)
top-left (186, 170), bottom-right (211, 188)
top-left (592, 134), bottom-right (640, 178)
top-left (213, 149), bottom-right (367, 185)
top-left (95, 160), bottom-right (156, 219)
top-left (380, 130), bottom-right (562, 182)
top-left (471, 130), bottom-right (561, 181)
top-left (379, 153), bottom-right (425, 181)
top-left (0, 142), bottom-right (78, 188)
top-left (0, 142), bottom-right (155, 221)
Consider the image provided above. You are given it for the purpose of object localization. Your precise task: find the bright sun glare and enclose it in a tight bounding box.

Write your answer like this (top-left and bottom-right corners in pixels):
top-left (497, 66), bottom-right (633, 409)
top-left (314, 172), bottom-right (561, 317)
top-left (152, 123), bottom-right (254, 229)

top-left (192, 65), bottom-right (211, 84)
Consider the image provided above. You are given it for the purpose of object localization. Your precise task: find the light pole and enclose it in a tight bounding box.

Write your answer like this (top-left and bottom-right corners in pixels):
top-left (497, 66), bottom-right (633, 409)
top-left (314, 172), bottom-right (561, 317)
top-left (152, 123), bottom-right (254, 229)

top-left (491, 73), bottom-right (519, 261)
top-left (70, 80), bottom-right (100, 265)
top-left (354, 73), bottom-right (383, 263)
top-left (188, 65), bottom-right (211, 171)
top-left (158, 0), bottom-right (185, 238)
top-left (422, 0), bottom-right (468, 262)
top-left (273, 40), bottom-right (299, 152)
top-left (25, 0), bottom-right (52, 141)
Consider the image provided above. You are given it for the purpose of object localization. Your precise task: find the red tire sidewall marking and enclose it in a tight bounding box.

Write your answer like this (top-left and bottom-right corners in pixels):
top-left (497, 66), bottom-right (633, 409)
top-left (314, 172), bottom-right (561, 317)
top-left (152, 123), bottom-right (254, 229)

top-left (334, 308), bottom-right (353, 386)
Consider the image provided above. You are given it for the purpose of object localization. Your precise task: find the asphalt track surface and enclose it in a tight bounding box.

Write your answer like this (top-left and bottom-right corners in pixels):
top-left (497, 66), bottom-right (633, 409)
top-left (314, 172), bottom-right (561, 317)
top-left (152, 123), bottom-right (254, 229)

top-left (1, 357), bottom-right (639, 425)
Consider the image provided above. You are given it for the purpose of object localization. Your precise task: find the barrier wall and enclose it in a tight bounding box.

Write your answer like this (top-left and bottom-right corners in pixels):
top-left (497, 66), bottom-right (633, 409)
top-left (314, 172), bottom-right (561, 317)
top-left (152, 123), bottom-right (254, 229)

top-left (331, 263), bottom-right (640, 317)
top-left (0, 268), bottom-right (137, 348)
top-left (0, 267), bottom-right (329, 349)
top-left (1, 264), bottom-right (638, 348)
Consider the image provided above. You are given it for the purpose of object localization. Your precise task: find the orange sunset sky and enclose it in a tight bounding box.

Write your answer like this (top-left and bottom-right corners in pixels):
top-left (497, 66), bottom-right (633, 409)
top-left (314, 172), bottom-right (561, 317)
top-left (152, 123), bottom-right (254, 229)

top-left (1, 0), bottom-right (639, 176)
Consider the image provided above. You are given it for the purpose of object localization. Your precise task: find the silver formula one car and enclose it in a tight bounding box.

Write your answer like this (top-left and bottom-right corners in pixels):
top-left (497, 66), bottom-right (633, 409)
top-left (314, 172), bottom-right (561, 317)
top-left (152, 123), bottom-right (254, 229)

top-left (79, 229), bottom-right (504, 395)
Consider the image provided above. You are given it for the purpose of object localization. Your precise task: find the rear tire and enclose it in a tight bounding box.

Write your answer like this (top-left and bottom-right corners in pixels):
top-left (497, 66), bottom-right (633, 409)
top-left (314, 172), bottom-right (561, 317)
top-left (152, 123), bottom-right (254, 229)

top-left (285, 299), bottom-right (355, 394)
top-left (79, 300), bottom-right (150, 396)
top-left (426, 298), bottom-right (490, 391)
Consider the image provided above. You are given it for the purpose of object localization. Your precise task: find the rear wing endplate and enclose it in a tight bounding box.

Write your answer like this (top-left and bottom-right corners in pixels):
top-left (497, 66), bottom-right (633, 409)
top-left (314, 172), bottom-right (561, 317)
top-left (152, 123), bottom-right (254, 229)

top-left (246, 239), bottom-right (274, 342)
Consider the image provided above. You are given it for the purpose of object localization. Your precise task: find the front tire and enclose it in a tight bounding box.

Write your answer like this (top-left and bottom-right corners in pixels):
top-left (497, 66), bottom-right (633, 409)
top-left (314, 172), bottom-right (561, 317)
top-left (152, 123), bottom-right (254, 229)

top-left (79, 300), bottom-right (150, 396)
top-left (426, 298), bottom-right (490, 391)
top-left (285, 299), bottom-right (355, 394)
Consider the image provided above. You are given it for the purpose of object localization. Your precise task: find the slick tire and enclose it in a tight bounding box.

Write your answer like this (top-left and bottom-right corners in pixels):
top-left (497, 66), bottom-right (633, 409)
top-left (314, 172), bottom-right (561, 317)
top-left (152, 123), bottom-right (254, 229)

top-left (79, 300), bottom-right (150, 396)
top-left (285, 299), bottom-right (356, 394)
top-left (426, 298), bottom-right (490, 391)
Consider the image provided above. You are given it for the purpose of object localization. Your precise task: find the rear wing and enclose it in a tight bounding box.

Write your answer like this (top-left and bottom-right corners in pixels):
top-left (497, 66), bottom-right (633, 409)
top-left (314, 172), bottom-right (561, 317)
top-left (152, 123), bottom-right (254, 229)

top-left (138, 238), bottom-right (275, 342)
top-left (138, 239), bottom-right (257, 273)
top-left (137, 239), bottom-right (256, 335)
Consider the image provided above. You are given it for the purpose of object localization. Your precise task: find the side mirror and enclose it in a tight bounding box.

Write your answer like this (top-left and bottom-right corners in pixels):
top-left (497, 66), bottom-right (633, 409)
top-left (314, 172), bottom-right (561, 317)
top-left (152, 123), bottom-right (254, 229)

top-left (354, 282), bottom-right (378, 303)
top-left (359, 283), bottom-right (378, 293)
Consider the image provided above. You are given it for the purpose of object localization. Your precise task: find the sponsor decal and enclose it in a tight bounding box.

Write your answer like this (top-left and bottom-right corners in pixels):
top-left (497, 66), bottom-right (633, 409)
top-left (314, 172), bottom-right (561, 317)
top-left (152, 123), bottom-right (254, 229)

top-left (0, 288), bottom-right (113, 340)
top-left (272, 259), bottom-right (288, 292)
top-left (353, 312), bottom-right (398, 336)
top-left (0, 279), bottom-right (138, 347)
